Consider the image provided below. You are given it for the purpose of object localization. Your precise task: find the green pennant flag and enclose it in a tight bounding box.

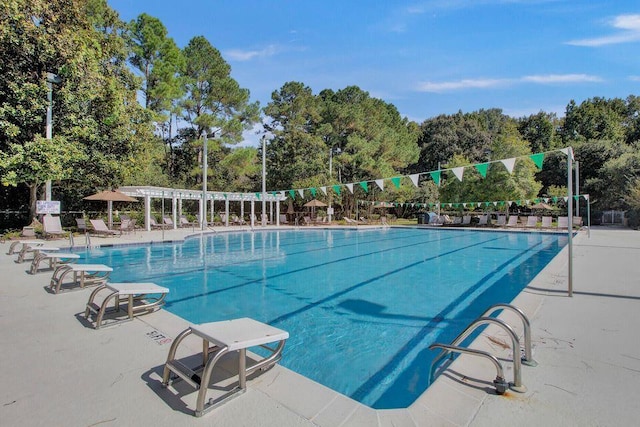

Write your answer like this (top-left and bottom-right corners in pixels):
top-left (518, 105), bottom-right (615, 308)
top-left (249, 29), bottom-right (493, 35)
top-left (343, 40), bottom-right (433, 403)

top-left (310, 187), bottom-right (317, 197)
top-left (223, 193), bottom-right (228, 199)
top-left (332, 185), bottom-right (341, 195)
top-left (552, 196), bottom-right (558, 203)
top-left (428, 203), bottom-right (433, 208)
top-left (453, 203), bottom-right (459, 208)
top-left (289, 189), bottom-right (295, 199)
top-left (574, 195), bottom-right (580, 201)
top-left (529, 153), bottom-right (545, 170)
top-left (271, 191), bottom-right (277, 197)
top-left (516, 200), bottom-right (522, 206)
top-left (534, 198), bottom-right (540, 203)
top-left (255, 192), bottom-right (261, 200)
top-left (430, 171), bottom-right (441, 186)
top-left (390, 177), bottom-right (401, 188)
top-left (474, 163), bottom-right (489, 178)
top-left (498, 201), bottom-right (505, 207)
top-left (359, 181), bottom-right (368, 193)
top-left (485, 201), bottom-right (491, 207)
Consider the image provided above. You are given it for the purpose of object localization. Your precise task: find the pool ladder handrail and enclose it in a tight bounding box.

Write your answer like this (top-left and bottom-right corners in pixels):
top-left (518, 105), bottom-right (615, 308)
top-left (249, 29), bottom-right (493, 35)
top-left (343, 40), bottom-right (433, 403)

top-left (429, 343), bottom-right (510, 395)
top-left (429, 303), bottom-right (535, 394)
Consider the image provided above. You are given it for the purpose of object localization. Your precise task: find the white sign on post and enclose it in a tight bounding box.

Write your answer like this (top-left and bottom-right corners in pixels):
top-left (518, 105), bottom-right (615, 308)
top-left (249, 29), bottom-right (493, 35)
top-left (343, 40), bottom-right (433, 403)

top-left (36, 200), bottom-right (61, 214)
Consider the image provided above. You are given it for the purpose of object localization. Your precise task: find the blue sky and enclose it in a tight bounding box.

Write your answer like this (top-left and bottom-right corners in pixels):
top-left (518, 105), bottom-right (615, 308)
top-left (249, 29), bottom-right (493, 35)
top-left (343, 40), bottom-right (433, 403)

top-left (109, 0), bottom-right (639, 135)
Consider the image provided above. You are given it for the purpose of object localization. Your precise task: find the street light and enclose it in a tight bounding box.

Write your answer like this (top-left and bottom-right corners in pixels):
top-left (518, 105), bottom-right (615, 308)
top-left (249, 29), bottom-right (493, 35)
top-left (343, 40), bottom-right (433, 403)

top-left (45, 72), bottom-right (61, 201)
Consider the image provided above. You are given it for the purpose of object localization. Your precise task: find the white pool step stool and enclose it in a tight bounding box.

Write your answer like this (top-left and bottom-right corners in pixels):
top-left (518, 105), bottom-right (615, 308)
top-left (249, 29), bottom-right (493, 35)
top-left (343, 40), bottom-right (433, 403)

top-left (29, 251), bottom-right (80, 274)
top-left (162, 317), bottom-right (289, 417)
top-left (84, 282), bottom-right (169, 329)
top-left (49, 264), bottom-right (113, 294)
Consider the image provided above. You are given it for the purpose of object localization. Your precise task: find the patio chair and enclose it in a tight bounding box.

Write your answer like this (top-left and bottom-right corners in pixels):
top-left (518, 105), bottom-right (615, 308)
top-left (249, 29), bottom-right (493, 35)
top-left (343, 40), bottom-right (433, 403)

top-left (261, 214), bottom-right (271, 225)
top-left (162, 318), bottom-right (289, 417)
top-left (76, 218), bottom-right (88, 233)
top-left (496, 215), bottom-right (507, 226)
top-left (525, 216), bottom-right (539, 228)
top-left (43, 215), bottom-right (67, 239)
top-left (49, 263), bottom-right (113, 293)
top-left (232, 215), bottom-right (245, 225)
top-left (359, 217), bottom-right (369, 224)
top-left (344, 217), bottom-right (358, 225)
top-left (541, 216), bottom-right (553, 228)
top-left (573, 216), bottom-right (584, 227)
top-left (89, 219), bottom-right (120, 236)
top-left (149, 217), bottom-right (165, 229)
top-left (557, 216), bottom-right (569, 229)
top-left (85, 282), bottom-right (169, 329)
top-left (303, 216), bottom-right (312, 225)
top-left (461, 215), bottom-right (472, 226)
top-left (478, 215), bottom-right (489, 226)
top-left (179, 215), bottom-right (196, 228)
top-left (163, 216), bottom-right (175, 228)
top-left (120, 218), bottom-right (136, 234)
top-left (506, 216), bottom-right (519, 227)
top-left (279, 214), bottom-right (289, 225)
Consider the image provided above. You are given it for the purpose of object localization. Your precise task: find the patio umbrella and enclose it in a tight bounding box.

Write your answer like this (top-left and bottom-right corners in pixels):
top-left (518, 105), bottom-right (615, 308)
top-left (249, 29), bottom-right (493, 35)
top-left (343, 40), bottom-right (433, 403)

top-left (303, 199), bottom-right (327, 219)
top-left (83, 190), bottom-right (138, 228)
top-left (530, 202), bottom-right (553, 210)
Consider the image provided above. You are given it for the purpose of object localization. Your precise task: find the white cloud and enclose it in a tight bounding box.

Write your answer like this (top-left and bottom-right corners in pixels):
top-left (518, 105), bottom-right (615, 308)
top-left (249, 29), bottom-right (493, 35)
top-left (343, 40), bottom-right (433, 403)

top-left (630, 76), bottom-right (640, 82)
top-left (416, 73), bottom-right (602, 93)
top-left (521, 74), bottom-right (603, 83)
top-left (225, 45), bottom-right (280, 62)
top-left (416, 78), bottom-right (509, 92)
top-left (566, 14), bottom-right (640, 47)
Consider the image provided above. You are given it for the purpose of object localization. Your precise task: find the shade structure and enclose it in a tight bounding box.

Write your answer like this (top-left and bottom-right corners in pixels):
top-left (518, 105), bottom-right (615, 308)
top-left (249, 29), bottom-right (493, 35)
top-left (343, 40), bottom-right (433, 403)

top-left (530, 202), bottom-right (553, 210)
top-left (372, 202), bottom-right (394, 209)
top-left (303, 199), bottom-right (327, 208)
top-left (83, 190), bottom-right (138, 228)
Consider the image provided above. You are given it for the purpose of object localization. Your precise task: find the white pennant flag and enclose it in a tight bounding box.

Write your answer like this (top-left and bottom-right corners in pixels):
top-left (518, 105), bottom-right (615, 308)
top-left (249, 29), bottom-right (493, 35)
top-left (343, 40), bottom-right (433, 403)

top-left (525, 199), bottom-right (530, 205)
top-left (543, 197), bottom-right (549, 203)
top-left (493, 201), bottom-right (498, 206)
top-left (507, 200), bottom-right (512, 206)
top-left (463, 203), bottom-right (467, 208)
top-left (563, 197), bottom-right (568, 202)
top-left (375, 179), bottom-right (384, 191)
top-left (346, 183), bottom-right (354, 194)
top-left (501, 158), bottom-right (516, 174)
top-left (409, 174), bottom-right (420, 187)
top-left (298, 189), bottom-right (304, 198)
top-left (452, 167), bottom-right (464, 181)
top-left (448, 203), bottom-right (452, 208)
top-left (320, 186), bottom-right (327, 195)
top-left (477, 202), bottom-right (481, 207)
top-left (584, 194), bottom-right (589, 200)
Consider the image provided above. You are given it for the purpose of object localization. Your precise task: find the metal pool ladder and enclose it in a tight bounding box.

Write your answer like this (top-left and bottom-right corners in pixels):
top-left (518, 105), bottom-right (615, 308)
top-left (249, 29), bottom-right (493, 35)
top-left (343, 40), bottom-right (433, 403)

top-left (429, 303), bottom-right (537, 395)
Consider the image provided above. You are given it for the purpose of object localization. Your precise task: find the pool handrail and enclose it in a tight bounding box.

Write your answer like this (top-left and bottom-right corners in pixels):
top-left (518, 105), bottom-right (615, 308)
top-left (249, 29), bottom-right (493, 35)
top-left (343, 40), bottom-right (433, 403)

top-left (429, 316), bottom-right (526, 393)
top-left (481, 303), bottom-right (537, 367)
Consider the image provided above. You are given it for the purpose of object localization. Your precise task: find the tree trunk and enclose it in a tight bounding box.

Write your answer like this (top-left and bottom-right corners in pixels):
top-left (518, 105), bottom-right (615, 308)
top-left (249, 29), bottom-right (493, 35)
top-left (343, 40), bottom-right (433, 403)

top-left (28, 183), bottom-right (39, 222)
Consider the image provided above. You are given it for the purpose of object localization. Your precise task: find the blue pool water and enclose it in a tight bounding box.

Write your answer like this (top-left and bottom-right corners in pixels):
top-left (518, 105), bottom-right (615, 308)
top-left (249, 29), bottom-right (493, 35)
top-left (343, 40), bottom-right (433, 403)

top-left (76, 228), bottom-right (566, 408)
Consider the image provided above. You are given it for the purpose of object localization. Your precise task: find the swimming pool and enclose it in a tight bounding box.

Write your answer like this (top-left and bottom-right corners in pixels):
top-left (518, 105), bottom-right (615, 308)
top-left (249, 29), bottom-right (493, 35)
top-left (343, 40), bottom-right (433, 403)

top-left (77, 227), bottom-right (566, 408)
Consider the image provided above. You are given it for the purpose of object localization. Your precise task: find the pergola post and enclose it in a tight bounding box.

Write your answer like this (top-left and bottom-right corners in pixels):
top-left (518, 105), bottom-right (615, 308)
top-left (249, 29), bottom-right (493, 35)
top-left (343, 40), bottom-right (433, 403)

top-left (225, 199), bottom-right (230, 226)
top-left (251, 201), bottom-right (255, 227)
top-left (276, 200), bottom-right (280, 226)
top-left (144, 195), bottom-right (151, 231)
top-left (172, 195), bottom-right (178, 229)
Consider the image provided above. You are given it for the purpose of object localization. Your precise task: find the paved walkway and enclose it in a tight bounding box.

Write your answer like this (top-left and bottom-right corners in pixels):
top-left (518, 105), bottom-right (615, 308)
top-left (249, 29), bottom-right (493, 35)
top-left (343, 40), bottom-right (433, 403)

top-left (0, 226), bottom-right (638, 426)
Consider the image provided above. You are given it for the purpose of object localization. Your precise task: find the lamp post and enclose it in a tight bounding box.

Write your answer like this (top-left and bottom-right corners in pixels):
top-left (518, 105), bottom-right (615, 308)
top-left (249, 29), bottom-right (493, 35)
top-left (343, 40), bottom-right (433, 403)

top-left (201, 134), bottom-right (208, 230)
top-left (262, 135), bottom-right (266, 226)
top-left (45, 72), bottom-right (61, 201)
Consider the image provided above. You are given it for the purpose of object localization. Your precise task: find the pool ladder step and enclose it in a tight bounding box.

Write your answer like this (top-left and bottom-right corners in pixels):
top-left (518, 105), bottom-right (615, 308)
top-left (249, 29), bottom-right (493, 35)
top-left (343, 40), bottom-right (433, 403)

top-left (429, 303), bottom-right (536, 395)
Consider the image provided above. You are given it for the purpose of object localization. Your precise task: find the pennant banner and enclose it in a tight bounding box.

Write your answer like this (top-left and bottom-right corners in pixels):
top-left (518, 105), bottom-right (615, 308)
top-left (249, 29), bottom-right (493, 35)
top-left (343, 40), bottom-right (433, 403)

top-left (346, 183), bottom-right (354, 194)
top-left (390, 177), bottom-right (401, 189)
top-left (409, 174), bottom-right (420, 187)
top-left (452, 167), bottom-right (464, 182)
top-left (530, 153), bottom-right (545, 170)
top-left (320, 186), bottom-right (327, 195)
top-left (474, 163), bottom-right (489, 178)
top-left (359, 181), bottom-right (368, 193)
top-left (375, 179), bottom-right (384, 191)
top-left (501, 158), bottom-right (516, 174)
top-left (310, 187), bottom-right (316, 197)
top-left (333, 185), bottom-right (341, 195)
top-left (298, 189), bottom-right (304, 198)
top-left (430, 171), bottom-right (441, 186)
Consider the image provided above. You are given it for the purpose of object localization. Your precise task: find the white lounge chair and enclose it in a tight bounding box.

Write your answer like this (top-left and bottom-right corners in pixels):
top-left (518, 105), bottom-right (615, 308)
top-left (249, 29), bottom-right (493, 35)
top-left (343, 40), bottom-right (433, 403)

top-left (84, 282), bottom-right (169, 329)
top-left (149, 217), bottom-right (165, 229)
top-left (179, 215), bottom-right (196, 228)
top-left (120, 218), bottom-right (136, 234)
top-left (541, 216), bottom-right (553, 228)
top-left (525, 216), bottom-right (539, 228)
top-left (344, 217), bottom-right (358, 225)
top-left (162, 318), bottom-right (289, 417)
top-left (261, 214), bottom-right (271, 225)
top-left (29, 251), bottom-right (80, 274)
top-left (49, 263), bottom-right (113, 294)
top-left (496, 215), bottom-right (507, 226)
top-left (89, 219), bottom-right (120, 236)
top-left (279, 214), bottom-right (289, 225)
top-left (478, 215), bottom-right (489, 226)
top-left (163, 217), bottom-right (175, 229)
top-left (462, 215), bottom-right (472, 226)
top-left (43, 215), bottom-right (67, 239)
top-left (557, 216), bottom-right (569, 229)
top-left (506, 216), bottom-right (519, 227)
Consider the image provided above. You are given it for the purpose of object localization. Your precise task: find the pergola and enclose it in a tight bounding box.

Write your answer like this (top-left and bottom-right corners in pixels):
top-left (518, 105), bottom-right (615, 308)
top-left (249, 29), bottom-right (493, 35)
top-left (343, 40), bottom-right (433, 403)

top-left (118, 186), bottom-right (287, 231)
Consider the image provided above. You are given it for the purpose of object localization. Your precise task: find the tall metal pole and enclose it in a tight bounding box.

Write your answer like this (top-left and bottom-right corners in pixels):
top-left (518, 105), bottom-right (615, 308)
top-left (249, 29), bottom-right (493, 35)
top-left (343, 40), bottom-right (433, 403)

top-left (45, 72), bottom-right (60, 201)
top-left (262, 136), bottom-right (266, 226)
top-left (567, 147), bottom-right (574, 297)
top-left (202, 134), bottom-right (208, 230)
top-left (328, 148), bottom-right (333, 223)
top-left (575, 161), bottom-right (580, 217)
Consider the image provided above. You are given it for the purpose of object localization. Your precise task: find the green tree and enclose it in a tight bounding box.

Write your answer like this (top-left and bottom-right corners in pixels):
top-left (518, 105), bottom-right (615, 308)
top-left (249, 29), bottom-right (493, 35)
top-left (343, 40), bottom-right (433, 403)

top-left (181, 35), bottom-right (259, 189)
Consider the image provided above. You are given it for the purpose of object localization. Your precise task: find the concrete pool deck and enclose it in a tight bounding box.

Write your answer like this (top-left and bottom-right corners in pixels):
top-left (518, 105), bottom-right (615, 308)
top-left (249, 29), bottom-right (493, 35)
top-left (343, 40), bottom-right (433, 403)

top-left (0, 226), bottom-right (638, 426)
